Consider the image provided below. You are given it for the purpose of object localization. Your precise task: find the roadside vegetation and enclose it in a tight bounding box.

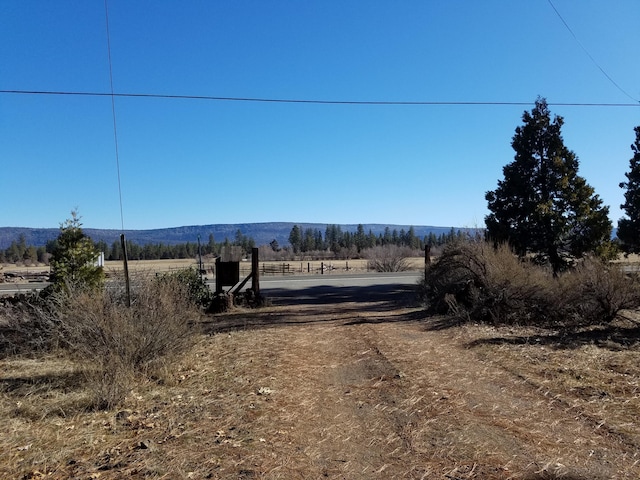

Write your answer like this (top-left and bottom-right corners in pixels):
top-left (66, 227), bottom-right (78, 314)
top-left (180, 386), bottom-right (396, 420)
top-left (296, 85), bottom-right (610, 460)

top-left (421, 100), bottom-right (640, 330)
top-left (420, 239), bottom-right (640, 328)
top-left (1, 212), bottom-right (206, 411)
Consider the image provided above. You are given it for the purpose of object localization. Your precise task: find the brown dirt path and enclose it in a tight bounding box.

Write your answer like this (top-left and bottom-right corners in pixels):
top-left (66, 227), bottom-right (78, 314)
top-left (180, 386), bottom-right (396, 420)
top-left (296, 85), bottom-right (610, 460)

top-left (3, 298), bottom-right (640, 479)
top-left (192, 302), bottom-right (640, 479)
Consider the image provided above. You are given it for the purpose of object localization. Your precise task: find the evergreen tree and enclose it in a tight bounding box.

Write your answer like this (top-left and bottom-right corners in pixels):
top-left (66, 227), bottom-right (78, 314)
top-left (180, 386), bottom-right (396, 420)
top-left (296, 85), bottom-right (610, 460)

top-left (314, 229), bottom-right (325, 250)
top-left (6, 241), bottom-right (20, 263)
top-left (288, 225), bottom-right (302, 254)
top-left (24, 245), bottom-right (38, 264)
top-left (325, 225), bottom-right (342, 253)
top-left (355, 224), bottom-right (366, 252)
top-left (367, 230), bottom-right (377, 249)
top-left (406, 226), bottom-right (419, 249)
top-left (49, 210), bottom-right (104, 290)
top-left (485, 98), bottom-right (612, 273)
top-left (36, 246), bottom-right (48, 264)
top-left (427, 232), bottom-right (437, 247)
top-left (383, 227), bottom-right (392, 245)
top-left (109, 240), bottom-right (122, 260)
top-left (302, 228), bottom-right (316, 252)
top-left (17, 234), bottom-right (27, 259)
top-left (95, 240), bottom-right (109, 256)
top-left (207, 234), bottom-right (216, 255)
top-left (618, 126), bottom-right (640, 253)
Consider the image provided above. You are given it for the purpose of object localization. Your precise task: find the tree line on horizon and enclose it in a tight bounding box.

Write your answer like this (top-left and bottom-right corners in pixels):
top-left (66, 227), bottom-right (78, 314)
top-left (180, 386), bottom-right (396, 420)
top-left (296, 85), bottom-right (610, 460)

top-left (0, 223), bottom-right (466, 265)
top-left (0, 231), bottom-right (253, 264)
top-left (287, 224), bottom-right (465, 255)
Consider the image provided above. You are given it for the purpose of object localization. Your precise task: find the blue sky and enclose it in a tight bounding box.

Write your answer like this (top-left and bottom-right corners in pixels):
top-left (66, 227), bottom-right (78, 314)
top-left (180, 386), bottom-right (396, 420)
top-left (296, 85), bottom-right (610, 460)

top-left (1, 1), bottom-right (639, 230)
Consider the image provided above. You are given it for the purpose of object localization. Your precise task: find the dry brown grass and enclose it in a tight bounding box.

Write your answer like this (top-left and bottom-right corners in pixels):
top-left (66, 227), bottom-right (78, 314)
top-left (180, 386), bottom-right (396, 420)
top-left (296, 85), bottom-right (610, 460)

top-left (2, 298), bottom-right (640, 479)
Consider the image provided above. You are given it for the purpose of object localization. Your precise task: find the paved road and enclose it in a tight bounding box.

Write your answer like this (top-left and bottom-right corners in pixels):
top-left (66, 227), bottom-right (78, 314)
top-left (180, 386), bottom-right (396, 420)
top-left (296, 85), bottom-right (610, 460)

top-left (0, 282), bottom-right (48, 296)
top-left (257, 271), bottom-right (423, 305)
top-left (0, 271), bottom-right (424, 303)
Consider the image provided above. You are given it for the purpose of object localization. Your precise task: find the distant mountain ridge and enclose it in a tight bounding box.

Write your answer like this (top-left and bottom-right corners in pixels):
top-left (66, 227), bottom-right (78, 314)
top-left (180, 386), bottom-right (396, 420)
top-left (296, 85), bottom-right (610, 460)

top-left (0, 222), bottom-right (468, 250)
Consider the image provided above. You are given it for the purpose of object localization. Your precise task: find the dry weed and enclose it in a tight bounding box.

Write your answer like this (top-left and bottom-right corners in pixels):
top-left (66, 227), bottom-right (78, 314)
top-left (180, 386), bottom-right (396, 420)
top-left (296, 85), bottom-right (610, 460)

top-left (365, 245), bottom-right (414, 272)
top-left (57, 274), bottom-right (200, 409)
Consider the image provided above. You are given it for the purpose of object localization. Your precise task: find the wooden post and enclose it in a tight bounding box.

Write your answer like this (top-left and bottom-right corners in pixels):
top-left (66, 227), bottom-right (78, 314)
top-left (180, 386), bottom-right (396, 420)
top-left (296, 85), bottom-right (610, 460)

top-left (120, 234), bottom-right (131, 308)
top-left (251, 247), bottom-right (259, 295)
top-left (321, 262), bottom-right (324, 274)
top-left (425, 244), bottom-right (431, 276)
top-left (215, 257), bottom-right (222, 294)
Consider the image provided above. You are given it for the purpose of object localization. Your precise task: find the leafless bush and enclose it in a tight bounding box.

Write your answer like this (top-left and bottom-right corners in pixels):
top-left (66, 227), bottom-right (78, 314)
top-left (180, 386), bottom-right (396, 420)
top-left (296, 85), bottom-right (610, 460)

top-left (57, 275), bottom-right (200, 409)
top-left (421, 241), bottom-right (552, 325)
top-left (556, 257), bottom-right (640, 326)
top-left (0, 293), bottom-right (61, 357)
top-left (258, 245), bottom-right (296, 261)
top-left (420, 240), bottom-right (640, 328)
top-left (365, 245), bottom-right (414, 272)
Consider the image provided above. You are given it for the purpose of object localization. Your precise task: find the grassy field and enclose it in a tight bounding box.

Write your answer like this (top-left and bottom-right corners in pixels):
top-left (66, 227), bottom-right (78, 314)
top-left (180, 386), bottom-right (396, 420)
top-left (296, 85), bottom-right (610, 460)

top-left (2, 292), bottom-right (640, 479)
top-left (1, 257), bottom-right (428, 283)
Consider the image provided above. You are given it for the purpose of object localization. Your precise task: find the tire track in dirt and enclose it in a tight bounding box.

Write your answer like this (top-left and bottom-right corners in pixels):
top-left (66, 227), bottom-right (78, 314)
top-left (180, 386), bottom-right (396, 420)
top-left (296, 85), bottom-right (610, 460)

top-left (198, 300), bottom-right (640, 479)
top-left (365, 321), bottom-right (637, 479)
top-left (225, 302), bottom-right (640, 479)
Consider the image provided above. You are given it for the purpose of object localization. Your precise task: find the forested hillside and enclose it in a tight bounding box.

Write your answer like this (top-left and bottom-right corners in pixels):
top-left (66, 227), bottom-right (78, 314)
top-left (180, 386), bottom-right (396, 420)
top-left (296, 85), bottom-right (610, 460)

top-left (0, 223), bottom-right (463, 250)
top-left (0, 222), bottom-right (472, 263)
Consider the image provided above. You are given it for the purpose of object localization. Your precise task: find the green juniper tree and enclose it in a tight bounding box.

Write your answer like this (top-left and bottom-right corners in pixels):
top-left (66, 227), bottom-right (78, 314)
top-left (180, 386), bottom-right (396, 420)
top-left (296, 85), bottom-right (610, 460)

top-left (49, 210), bottom-right (104, 291)
top-left (617, 126), bottom-right (640, 253)
top-left (485, 98), bottom-right (612, 274)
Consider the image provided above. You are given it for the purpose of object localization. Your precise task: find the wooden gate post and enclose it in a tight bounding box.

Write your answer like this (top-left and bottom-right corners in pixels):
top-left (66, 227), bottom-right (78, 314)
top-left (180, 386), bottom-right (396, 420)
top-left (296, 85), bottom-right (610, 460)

top-left (424, 244), bottom-right (431, 276)
top-left (215, 257), bottom-right (222, 294)
top-left (251, 247), bottom-right (260, 295)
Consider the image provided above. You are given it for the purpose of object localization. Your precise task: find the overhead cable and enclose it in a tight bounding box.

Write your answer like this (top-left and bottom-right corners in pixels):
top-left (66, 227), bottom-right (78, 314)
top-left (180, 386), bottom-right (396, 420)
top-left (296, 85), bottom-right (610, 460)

top-left (104, 0), bottom-right (126, 232)
top-left (0, 89), bottom-right (638, 108)
top-left (547, 0), bottom-right (639, 103)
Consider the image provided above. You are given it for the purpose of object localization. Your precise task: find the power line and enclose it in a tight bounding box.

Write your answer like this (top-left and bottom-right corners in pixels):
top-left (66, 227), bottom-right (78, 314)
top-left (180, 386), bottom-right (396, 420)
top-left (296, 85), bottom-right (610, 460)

top-left (0, 89), bottom-right (638, 108)
top-left (547, 0), bottom-right (639, 104)
top-left (104, 0), bottom-right (126, 232)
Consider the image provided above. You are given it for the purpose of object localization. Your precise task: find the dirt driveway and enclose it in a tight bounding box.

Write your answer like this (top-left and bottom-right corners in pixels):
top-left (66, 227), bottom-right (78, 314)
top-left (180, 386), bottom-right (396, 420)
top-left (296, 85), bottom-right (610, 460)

top-left (3, 284), bottom-right (639, 479)
top-left (189, 287), bottom-right (640, 480)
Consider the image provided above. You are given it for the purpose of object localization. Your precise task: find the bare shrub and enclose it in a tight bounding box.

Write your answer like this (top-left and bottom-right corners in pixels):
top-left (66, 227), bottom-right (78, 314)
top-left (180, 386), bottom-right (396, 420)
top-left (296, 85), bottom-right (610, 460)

top-left (0, 293), bottom-right (61, 357)
top-left (421, 241), bottom-right (640, 328)
top-left (556, 257), bottom-right (640, 326)
top-left (365, 245), bottom-right (414, 272)
top-left (421, 241), bottom-right (553, 325)
top-left (57, 275), bottom-right (200, 409)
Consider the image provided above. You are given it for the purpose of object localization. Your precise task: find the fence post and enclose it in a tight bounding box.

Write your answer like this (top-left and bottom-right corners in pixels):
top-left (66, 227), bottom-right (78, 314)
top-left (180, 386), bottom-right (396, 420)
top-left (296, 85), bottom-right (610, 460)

top-left (425, 244), bottom-right (431, 276)
top-left (215, 257), bottom-right (222, 294)
top-left (120, 234), bottom-right (131, 308)
top-left (251, 247), bottom-right (259, 295)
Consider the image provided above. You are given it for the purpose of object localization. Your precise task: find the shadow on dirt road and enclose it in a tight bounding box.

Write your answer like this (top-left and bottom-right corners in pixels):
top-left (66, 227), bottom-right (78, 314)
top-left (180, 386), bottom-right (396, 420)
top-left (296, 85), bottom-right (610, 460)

top-left (263, 282), bottom-right (419, 308)
top-left (202, 283), bottom-right (425, 335)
